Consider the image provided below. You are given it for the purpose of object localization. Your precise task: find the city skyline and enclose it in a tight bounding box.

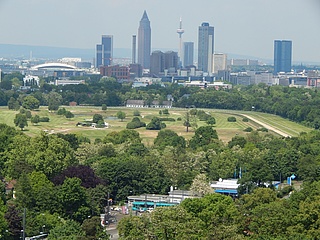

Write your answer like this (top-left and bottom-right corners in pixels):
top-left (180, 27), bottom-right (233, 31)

top-left (0, 0), bottom-right (319, 63)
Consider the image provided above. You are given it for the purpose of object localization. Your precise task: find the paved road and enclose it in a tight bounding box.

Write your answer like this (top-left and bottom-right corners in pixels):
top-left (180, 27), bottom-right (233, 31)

top-left (241, 114), bottom-right (291, 138)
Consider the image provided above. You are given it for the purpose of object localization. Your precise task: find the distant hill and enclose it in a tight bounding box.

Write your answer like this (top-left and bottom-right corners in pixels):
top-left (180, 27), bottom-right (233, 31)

top-left (0, 44), bottom-right (132, 61)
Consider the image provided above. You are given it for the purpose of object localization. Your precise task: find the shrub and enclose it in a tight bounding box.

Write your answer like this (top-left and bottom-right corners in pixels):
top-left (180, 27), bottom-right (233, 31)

top-left (242, 117), bottom-right (249, 122)
top-left (158, 117), bottom-right (176, 122)
top-left (102, 104), bottom-right (107, 110)
top-left (197, 110), bottom-right (211, 121)
top-left (65, 111), bottom-right (74, 118)
top-left (133, 110), bottom-right (141, 116)
top-left (177, 117), bottom-right (182, 121)
top-left (39, 117), bottom-right (50, 122)
top-left (257, 127), bottom-right (268, 132)
top-left (57, 108), bottom-right (67, 115)
top-left (244, 127), bottom-right (253, 132)
top-left (126, 117), bottom-right (146, 129)
top-left (227, 116), bottom-right (237, 122)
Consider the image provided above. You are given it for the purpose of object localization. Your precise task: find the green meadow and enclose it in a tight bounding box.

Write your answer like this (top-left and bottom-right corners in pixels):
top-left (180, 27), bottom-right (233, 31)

top-left (0, 106), bottom-right (313, 144)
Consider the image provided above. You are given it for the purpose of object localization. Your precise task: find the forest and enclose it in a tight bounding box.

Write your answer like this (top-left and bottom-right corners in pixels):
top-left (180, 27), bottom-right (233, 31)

top-left (1, 72), bottom-right (320, 239)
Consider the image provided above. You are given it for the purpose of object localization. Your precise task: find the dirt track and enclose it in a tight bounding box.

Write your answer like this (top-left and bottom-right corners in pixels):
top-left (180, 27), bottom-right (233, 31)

top-left (241, 114), bottom-right (291, 138)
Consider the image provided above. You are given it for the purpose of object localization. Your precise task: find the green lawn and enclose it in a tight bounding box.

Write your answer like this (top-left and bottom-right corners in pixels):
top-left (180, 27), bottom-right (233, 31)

top-left (0, 106), bottom-right (312, 144)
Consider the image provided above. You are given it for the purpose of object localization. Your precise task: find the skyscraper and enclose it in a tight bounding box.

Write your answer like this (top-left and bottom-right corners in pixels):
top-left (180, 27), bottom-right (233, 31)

top-left (198, 22), bottom-right (214, 72)
top-left (96, 35), bottom-right (113, 68)
top-left (132, 35), bottom-right (137, 64)
top-left (183, 42), bottom-right (194, 67)
top-left (138, 11), bottom-right (151, 69)
top-left (274, 40), bottom-right (292, 74)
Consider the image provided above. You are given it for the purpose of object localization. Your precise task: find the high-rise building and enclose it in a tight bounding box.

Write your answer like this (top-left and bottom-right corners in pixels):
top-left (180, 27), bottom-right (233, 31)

top-left (183, 42), bottom-right (194, 67)
top-left (138, 11), bottom-right (151, 69)
top-left (198, 22), bottom-right (214, 72)
top-left (150, 51), bottom-right (165, 76)
top-left (213, 53), bottom-right (227, 73)
top-left (150, 51), bottom-right (178, 76)
top-left (96, 35), bottom-right (113, 68)
top-left (132, 35), bottom-right (137, 64)
top-left (164, 51), bottom-right (179, 72)
top-left (274, 40), bottom-right (292, 74)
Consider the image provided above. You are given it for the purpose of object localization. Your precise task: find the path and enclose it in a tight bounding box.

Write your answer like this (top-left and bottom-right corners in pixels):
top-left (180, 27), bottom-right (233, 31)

top-left (241, 114), bottom-right (291, 138)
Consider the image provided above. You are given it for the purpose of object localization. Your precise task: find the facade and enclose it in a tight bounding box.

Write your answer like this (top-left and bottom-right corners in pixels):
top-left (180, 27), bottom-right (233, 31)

top-left (99, 65), bottom-right (130, 80)
top-left (198, 22), bottom-right (214, 72)
top-left (213, 53), bottom-right (227, 73)
top-left (274, 40), bottom-right (292, 74)
top-left (138, 11), bottom-right (151, 69)
top-left (183, 42), bottom-right (194, 67)
top-left (164, 51), bottom-right (179, 73)
top-left (129, 63), bottom-right (143, 78)
top-left (150, 51), bottom-right (179, 76)
top-left (96, 35), bottom-right (113, 68)
top-left (150, 51), bottom-right (165, 76)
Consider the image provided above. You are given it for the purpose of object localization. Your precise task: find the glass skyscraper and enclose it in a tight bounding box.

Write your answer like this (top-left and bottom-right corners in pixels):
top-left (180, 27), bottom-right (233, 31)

top-left (138, 11), bottom-right (151, 69)
top-left (183, 42), bottom-right (194, 67)
top-left (198, 22), bottom-right (214, 72)
top-left (96, 35), bottom-right (113, 68)
top-left (274, 40), bottom-right (292, 74)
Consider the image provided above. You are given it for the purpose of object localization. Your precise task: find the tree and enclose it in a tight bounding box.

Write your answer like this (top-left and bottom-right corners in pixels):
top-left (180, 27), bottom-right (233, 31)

top-left (162, 109), bottom-right (169, 115)
top-left (48, 219), bottom-right (85, 240)
top-left (190, 173), bottom-right (213, 197)
top-left (101, 104), bottom-right (107, 111)
top-left (30, 115), bottom-right (40, 125)
top-left (46, 91), bottom-right (62, 111)
top-left (7, 97), bottom-right (20, 110)
top-left (227, 116), bottom-right (237, 122)
top-left (52, 165), bottom-right (102, 188)
top-left (183, 111), bottom-right (197, 132)
top-left (93, 114), bottom-right (104, 124)
top-left (146, 117), bottom-right (165, 130)
top-left (206, 116), bottom-right (216, 125)
top-left (81, 216), bottom-right (108, 239)
top-left (22, 95), bottom-right (40, 110)
top-left (57, 178), bottom-right (90, 222)
top-left (65, 111), bottom-right (74, 118)
top-left (154, 129), bottom-right (186, 150)
top-left (189, 126), bottom-right (218, 149)
top-left (133, 110), bottom-right (140, 116)
top-left (116, 111), bottom-right (126, 122)
top-left (14, 113), bottom-right (28, 130)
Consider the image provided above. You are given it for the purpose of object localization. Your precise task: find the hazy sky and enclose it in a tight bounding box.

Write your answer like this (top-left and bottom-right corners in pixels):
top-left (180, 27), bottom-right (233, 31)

top-left (0, 0), bottom-right (319, 62)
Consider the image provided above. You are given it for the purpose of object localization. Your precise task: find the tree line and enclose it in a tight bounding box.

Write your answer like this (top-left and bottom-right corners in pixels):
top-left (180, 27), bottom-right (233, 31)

top-left (1, 72), bottom-right (320, 129)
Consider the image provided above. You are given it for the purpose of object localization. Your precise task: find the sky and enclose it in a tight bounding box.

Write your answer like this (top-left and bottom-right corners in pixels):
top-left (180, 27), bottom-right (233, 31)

top-left (0, 0), bottom-right (319, 63)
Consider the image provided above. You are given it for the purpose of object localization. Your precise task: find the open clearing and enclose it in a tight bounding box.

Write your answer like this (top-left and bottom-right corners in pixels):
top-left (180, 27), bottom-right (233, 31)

top-left (0, 106), bottom-right (313, 144)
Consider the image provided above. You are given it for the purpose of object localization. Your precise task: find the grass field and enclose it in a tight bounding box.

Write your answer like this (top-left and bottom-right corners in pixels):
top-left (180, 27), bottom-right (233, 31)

top-left (0, 106), bottom-right (313, 144)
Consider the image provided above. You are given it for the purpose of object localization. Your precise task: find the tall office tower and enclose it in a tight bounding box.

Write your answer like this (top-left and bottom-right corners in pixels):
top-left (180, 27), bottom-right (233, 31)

top-left (213, 53), bottom-right (227, 73)
top-left (164, 51), bottom-right (179, 72)
top-left (198, 22), bottom-right (214, 72)
top-left (138, 10), bottom-right (151, 69)
top-left (176, 17), bottom-right (185, 64)
top-left (150, 51), bottom-right (165, 76)
top-left (132, 35), bottom-right (137, 64)
top-left (96, 35), bottom-right (113, 68)
top-left (183, 42), bottom-right (194, 67)
top-left (274, 40), bottom-right (292, 74)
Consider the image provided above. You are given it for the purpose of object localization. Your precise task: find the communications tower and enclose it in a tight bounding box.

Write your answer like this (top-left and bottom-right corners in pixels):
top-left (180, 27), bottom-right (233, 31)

top-left (176, 17), bottom-right (184, 65)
